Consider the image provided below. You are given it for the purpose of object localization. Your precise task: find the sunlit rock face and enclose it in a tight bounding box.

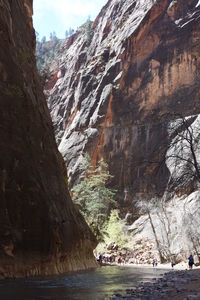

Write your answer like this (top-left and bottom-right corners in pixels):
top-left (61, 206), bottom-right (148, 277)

top-left (45, 0), bottom-right (200, 208)
top-left (0, 0), bottom-right (96, 278)
top-left (128, 190), bottom-right (200, 263)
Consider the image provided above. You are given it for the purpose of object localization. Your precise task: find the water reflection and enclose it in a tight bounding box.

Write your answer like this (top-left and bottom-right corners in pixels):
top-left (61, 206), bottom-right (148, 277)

top-left (0, 266), bottom-right (166, 300)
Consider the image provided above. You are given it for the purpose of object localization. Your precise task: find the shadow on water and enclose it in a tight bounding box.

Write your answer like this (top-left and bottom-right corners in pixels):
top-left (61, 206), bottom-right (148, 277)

top-left (0, 266), bottom-right (167, 300)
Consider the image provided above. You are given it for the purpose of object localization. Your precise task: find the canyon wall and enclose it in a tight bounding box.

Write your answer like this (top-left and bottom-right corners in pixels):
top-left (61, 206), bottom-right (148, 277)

top-left (45, 0), bottom-right (200, 212)
top-left (0, 0), bottom-right (96, 278)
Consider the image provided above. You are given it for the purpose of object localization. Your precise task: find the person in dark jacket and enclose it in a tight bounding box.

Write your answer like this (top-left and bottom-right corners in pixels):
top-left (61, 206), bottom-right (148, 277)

top-left (188, 254), bottom-right (194, 269)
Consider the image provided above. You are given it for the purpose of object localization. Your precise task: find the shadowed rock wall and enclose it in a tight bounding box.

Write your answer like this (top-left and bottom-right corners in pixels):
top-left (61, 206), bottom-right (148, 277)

top-left (0, 0), bottom-right (96, 278)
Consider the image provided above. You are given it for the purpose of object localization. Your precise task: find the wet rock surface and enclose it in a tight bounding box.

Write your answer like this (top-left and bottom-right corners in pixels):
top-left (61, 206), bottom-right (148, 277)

top-left (0, 0), bottom-right (96, 277)
top-left (111, 269), bottom-right (200, 300)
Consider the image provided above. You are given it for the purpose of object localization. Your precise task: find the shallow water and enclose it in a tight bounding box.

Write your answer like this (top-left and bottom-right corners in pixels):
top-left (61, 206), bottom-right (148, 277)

top-left (0, 266), bottom-right (166, 300)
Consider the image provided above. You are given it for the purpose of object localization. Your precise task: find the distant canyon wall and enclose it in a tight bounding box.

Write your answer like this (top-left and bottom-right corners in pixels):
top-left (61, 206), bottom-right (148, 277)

top-left (45, 0), bottom-right (200, 209)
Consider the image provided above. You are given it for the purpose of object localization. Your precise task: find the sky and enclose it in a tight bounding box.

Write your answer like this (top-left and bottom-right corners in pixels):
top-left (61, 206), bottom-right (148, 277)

top-left (33, 0), bottom-right (107, 40)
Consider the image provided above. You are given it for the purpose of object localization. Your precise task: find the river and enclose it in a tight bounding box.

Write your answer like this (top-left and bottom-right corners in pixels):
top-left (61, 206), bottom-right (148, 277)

top-left (0, 266), bottom-right (167, 300)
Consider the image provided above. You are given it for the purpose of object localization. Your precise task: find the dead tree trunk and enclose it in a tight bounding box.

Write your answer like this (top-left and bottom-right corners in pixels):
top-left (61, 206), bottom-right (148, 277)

top-left (147, 210), bottom-right (165, 263)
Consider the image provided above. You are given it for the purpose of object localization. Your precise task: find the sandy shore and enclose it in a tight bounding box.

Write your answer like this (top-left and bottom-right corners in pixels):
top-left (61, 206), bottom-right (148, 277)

top-left (109, 261), bottom-right (195, 270)
top-left (125, 262), bottom-right (184, 270)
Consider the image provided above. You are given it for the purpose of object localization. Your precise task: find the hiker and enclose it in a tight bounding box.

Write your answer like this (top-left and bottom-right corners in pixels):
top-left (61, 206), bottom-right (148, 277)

top-left (152, 259), bottom-right (156, 267)
top-left (171, 260), bottom-right (175, 269)
top-left (118, 257), bottom-right (122, 265)
top-left (98, 254), bottom-right (102, 265)
top-left (155, 259), bottom-right (158, 267)
top-left (188, 254), bottom-right (194, 269)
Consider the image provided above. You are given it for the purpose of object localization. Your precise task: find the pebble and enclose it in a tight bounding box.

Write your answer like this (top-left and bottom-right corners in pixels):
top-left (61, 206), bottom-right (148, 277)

top-left (112, 269), bottom-right (200, 300)
top-left (187, 296), bottom-right (199, 300)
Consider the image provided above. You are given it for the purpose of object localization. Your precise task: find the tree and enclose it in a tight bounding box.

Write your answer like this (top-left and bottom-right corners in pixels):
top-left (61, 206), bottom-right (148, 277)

top-left (68, 27), bottom-right (74, 36)
top-left (131, 114), bottom-right (200, 264)
top-left (49, 31), bottom-right (57, 41)
top-left (72, 156), bottom-right (116, 241)
top-left (52, 31), bottom-right (57, 40)
top-left (141, 113), bottom-right (200, 193)
top-left (166, 114), bottom-right (200, 189)
top-left (65, 30), bottom-right (69, 38)
top-left (135, 197), bottom-right (166, 263)
top-left (35, 31), bottom-right (40, 42)
top-left (104, 209), bottom-right (127, 248)
top-left (85, 16), bottom-right (93, 46)
top-left (41, 36), bottom-right (46, 43)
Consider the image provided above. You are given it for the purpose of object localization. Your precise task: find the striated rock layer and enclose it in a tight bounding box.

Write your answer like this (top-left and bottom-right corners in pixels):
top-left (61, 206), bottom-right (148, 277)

top-left (0, 0), bottom-right (96, 278)
top-left (45, 0), bottom-right (200, 209)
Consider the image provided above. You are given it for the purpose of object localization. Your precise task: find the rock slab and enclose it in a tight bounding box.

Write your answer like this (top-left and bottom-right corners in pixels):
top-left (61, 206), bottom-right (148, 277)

top-left (0, 0), bottom-right (96, 278)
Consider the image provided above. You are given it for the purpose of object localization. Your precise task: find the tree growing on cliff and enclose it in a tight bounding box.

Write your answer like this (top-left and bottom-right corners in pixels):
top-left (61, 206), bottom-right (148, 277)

top-left (85, 17), bottom-right (93, 46)
top-left (72, 156), bottom-right (116, 241)
top-left (143, 114), bottom-right (200, 193)
top-left (41, 36), bottom-right (46, 43)
top-left (135, 197), bottom-right (166, 263)
top-left (104, 209), bottom-right (127, 248)
top-left (65, 30), bottom-right (69, 38)
top-left (68, 27), bottom-right (74, 36)
top-left (50, 31), bottom-right (58, 41)
top-left (36, 31), bottom-right (40, 42)
top-left (165, 114), bottom-right (200, 190)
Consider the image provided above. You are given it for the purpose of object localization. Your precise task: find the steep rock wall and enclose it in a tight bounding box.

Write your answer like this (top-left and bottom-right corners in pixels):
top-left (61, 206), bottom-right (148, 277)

top-left (0, 0), bottom-right (96, 278)
top-left (45, 0), bottom-right (200, 209)
top-left (128, 190), bottom-right (200, 263)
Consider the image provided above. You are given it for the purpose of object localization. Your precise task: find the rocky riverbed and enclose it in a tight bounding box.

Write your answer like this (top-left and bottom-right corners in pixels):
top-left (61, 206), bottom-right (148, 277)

top-left (112, 269), bottom-right (200, 300)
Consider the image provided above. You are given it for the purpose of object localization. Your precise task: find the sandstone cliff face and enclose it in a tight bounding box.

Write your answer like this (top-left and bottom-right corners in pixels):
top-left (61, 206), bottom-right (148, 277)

top-left (45, 0), bottom-right (200, 207)
top-left (0, 0), bottom-right (96, 278)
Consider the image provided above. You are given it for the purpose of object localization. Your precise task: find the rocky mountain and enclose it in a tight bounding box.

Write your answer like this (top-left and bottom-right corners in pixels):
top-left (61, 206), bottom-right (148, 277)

top-left (0, 0), bottom-right (96, 278)
top-left (36, 38), bottom-right (65, 73)
top-left (44, 0), bottom-right (200, 199)
top-left (41, 0), bottom-right (200, 262)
